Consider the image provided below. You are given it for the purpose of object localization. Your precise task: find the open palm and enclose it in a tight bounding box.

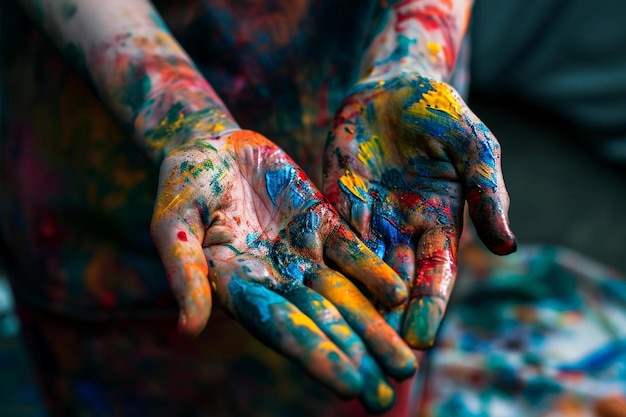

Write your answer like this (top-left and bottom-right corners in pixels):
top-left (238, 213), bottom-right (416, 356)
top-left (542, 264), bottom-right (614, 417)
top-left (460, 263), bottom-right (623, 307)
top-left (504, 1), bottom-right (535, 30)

top-left (151, 130), bottom-right (417, 411)
top-left (324, 76), bottom-right (517, 349)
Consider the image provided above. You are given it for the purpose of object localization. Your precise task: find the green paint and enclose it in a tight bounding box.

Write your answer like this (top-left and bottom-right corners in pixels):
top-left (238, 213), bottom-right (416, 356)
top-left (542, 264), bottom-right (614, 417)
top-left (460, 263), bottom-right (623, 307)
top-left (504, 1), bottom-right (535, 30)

top-left (189, 160), bottom-right (214, 178)
top-left (403, 295), bottom-right (443, 348)
top-left (123, 73), bottom-right (152, 115)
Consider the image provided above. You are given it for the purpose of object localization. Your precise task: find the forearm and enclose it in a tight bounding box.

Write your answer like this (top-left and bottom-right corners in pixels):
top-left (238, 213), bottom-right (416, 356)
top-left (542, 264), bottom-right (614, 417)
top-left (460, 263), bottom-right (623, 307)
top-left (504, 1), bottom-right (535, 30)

top-left (360, 0), bottom-right (472, 83)
top-left (17, 0), bottom-right (238, 164)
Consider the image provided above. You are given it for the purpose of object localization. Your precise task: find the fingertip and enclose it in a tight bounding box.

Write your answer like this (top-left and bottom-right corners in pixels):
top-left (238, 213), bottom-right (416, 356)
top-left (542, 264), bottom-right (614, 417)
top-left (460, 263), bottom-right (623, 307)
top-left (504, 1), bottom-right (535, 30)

top-left (388, 350), bottom-right (418, 380)
top-left (488, 234), bottom-right (518, 256)
top-left (475, 221), bottom-right (517, 256)
top-left (361, 379), bottom-right (396, 414)
top-left (375, 262), bottom-right (409, 307)
top-left (178, 306), bottom-right (211, 336)
top-left (324, 236), bottom-right (407, 307)
top-left (402, 296), bottom-right (444, 350)
top-left (468, 192), bottom-right (517, 256)
top-left (376, 332), bottom-right (418, 380)
top-left (176, 282), bottom-right (212, 336)
top-left (385, 279), bottom-right (409, 307)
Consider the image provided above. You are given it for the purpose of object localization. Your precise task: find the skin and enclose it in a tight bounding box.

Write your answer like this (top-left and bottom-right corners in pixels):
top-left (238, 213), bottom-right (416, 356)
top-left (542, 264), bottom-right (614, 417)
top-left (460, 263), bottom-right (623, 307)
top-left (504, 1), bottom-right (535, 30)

top-left (324, 0), bottom-right (517, 349)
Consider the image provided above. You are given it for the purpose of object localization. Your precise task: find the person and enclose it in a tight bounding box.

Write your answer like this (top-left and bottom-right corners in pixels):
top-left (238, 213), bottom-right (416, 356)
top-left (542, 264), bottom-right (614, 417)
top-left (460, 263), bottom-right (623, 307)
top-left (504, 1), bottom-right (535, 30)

top-left (0, 0), bottom-right (516, 416)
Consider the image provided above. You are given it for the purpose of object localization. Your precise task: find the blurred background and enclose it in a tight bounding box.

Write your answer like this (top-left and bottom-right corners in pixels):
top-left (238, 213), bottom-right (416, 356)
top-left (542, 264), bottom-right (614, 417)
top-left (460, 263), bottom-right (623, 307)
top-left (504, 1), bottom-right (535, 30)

top-left (469, 0), bottom-right (626, 274)
top-left (1, 0), bottom-right (625, 415)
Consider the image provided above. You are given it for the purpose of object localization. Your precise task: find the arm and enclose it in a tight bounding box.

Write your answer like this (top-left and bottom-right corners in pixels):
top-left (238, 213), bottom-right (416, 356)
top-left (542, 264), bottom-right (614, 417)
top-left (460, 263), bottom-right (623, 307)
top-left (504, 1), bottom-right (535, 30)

top-left (361, 0), bottom-right (472, 82)
top-left (17, 0), bottom-right (238, 164)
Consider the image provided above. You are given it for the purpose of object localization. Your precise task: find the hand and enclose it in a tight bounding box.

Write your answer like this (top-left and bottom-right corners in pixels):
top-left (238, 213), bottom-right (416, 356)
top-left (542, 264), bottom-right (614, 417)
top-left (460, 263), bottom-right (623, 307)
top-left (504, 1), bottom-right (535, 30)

top-left (323, 75), bottom-right (517, 349)
top-left (151, 129), bottom-right (417, 411)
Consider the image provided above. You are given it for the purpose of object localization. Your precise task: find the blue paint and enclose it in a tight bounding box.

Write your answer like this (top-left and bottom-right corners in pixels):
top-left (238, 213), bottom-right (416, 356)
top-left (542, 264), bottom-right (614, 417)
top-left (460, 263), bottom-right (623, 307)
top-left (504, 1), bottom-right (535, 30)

top-left (371, 35), bottom-right (417, 75)
top-left (288, 211), bottom-right (322, 250)
top-left (265, 166), bottom-right (296, 206)
top-left (371, 211), bottom-right (411, 246)
top-left (246, 232), bottom-right (261, 247)
top-left (228, 279), bottom-right (276, 328)
top-left (558, 339), bottom-right (626, 372)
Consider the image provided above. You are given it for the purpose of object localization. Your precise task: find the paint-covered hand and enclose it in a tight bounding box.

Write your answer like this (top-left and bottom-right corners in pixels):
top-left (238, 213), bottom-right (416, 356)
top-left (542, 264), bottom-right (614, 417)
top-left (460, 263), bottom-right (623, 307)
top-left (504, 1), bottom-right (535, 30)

top-left (324, 76), bottom-right (517, 349)
top-left (151, 130), bottom-right (417, 411)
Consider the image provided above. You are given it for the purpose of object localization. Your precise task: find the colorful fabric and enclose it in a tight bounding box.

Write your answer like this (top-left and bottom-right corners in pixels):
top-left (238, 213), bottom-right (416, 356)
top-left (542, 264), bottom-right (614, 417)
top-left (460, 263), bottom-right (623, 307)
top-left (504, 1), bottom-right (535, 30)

top-left (418, 244), bottom-right (626, 417)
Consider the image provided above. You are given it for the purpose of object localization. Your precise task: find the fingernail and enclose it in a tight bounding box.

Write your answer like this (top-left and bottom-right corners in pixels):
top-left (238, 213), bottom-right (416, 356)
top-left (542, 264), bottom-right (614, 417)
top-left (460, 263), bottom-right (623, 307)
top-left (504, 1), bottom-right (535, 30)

top-left (403, 296), bottom-right (444, 349)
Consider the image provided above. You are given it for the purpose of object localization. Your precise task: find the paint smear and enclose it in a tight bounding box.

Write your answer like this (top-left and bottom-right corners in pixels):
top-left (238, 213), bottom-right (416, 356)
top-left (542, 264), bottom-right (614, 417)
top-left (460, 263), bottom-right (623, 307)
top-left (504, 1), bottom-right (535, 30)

top-left (339, 170), bottom-right (369, 203)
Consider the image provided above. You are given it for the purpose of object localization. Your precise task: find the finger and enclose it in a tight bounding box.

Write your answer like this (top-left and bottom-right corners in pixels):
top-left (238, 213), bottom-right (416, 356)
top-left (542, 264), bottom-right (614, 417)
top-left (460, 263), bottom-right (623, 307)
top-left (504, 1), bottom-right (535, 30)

top-left (323, 125), bottom-right (376, 242)
top-left (151, 211), bottom-right (211, 336)
top-left (325, 224), bottom-right (406, 307)
top-left (284, 285), bottom-right (396, 413)
top-left (332, 181), bottom-right (386, 259)
top-left (451, 118), bottom-right (517, 255)
top-left (382, 244), bottom-right (416, 332)
top-left (402, 226), bottom-right (458, 349)
top-left (310, 269), bottom-right (417, 380)
top-left (214, 267), bottom-right (363, 397)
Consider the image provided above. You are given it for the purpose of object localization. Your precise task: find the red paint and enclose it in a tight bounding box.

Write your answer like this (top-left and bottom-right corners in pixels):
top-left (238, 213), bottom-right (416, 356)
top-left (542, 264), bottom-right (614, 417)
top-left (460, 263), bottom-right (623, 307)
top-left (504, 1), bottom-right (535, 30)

top-left (398, 192), bottom-right (423, 209)
top-left (395, 4), bottom-right (445, 32)
top-left (304, 277), bottom-right (313, 288)
top-left (177, 231), bottom-right (188, 242)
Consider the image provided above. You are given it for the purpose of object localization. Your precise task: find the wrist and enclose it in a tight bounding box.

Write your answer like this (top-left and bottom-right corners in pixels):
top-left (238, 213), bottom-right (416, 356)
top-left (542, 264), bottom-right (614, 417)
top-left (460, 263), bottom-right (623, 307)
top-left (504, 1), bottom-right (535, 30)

top-left (94, 46), bottom-right (239, 164)
top-left (144, 107), bottom-right (240, 164)
top-left (362, 61), bottom-right (445, 85)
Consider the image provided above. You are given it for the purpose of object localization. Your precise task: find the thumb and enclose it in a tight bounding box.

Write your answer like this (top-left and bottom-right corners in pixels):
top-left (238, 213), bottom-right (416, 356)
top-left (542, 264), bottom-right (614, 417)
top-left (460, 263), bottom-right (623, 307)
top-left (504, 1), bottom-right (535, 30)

top-left (151, 212), bottom-right (212, 335)
top-left (453, 117), bottom-right (517, 255)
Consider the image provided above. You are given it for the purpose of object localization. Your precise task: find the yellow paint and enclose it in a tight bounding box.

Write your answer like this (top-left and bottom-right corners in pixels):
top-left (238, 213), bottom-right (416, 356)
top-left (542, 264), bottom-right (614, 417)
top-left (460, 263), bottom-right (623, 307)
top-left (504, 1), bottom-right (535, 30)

top-left (289, 311), bottom-right (322, 333)
top-left (476, 161), bottom-right (494, 180)
top-left (377, 382), bottom-right (395, 407)
top-left (339, 169), bottom-right (369, 202)
top-left (427, 41), bottom-right (441, 56)
top-left (329, 323), bottom-right (354, 339)
top-left (406, 84), bottom-right (463, 120)
top-left (144, 109), bottom-right (185, 151)
top-left (316, 341), bottom-right (341, 357)
top-left (357, 135), bottom-right (385, 170)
